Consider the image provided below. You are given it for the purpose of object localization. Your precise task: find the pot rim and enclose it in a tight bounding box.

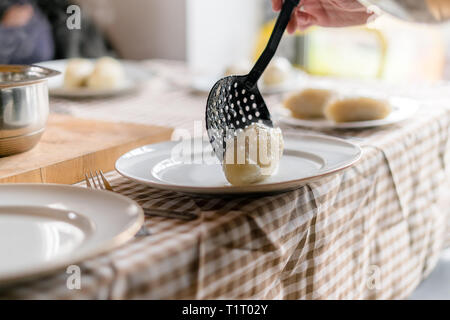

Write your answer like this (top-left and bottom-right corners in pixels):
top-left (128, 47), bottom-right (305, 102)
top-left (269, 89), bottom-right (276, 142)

top-left (0, 64), bottom-right (60, 88)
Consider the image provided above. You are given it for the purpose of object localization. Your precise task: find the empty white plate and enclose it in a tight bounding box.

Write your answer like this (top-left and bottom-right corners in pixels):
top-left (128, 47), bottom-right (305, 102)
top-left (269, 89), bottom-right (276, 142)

top-left (36, 59), bottom-right (149, 98)
top-left (0, 184), bottom-right (143, 286)
top-left (275, 97), bottom-right (419, 129)
top-left (115, 133), bottom-right (361, 195)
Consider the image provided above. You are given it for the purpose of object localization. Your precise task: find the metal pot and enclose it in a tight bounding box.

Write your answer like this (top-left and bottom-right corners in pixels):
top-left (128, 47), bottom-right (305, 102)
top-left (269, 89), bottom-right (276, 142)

top-left (0, 65), bottom-right (59, 156)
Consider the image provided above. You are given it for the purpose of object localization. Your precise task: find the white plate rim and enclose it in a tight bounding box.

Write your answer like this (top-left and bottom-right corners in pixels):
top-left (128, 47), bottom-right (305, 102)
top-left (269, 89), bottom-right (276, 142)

top-left (36, 59), bottom-right (146, 98)
top-left (48, 82), bottom-right (136, 98)
top-left (0, 183), bottom-right (144, 286)
top-left (275, 98), bottom-right (420, 129)
top-left (115, 133), bottom-right (362, 195)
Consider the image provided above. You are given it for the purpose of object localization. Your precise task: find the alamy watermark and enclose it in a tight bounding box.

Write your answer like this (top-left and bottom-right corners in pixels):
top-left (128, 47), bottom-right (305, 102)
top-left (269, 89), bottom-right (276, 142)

top-left (66, 265), bottom-right (81, 290)
top-left (171, 121), bottom-right (283, 175)
top-left (366, 264), bottom-right (382, 291)
top-left (66, 5), bottom-right (81, 30)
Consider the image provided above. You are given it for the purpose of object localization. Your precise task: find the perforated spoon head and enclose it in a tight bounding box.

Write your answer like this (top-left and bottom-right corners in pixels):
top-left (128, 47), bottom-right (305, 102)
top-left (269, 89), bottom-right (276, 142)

top-left (205, 0), bottom-right (300, 162)
top-left (205, 75), bottom-right (273, 161)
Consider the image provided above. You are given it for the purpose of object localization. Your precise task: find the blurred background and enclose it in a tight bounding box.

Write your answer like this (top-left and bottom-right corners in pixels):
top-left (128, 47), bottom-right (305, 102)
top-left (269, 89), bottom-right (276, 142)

top-left (82, 0), bottom-right (450, 82)
top-left (2, 0), bottom-right (450, 83)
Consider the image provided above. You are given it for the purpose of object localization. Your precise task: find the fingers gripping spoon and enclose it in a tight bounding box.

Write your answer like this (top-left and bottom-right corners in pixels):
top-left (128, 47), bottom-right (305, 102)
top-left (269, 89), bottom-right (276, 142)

top-left (206, 0), bottom-right (300, 162)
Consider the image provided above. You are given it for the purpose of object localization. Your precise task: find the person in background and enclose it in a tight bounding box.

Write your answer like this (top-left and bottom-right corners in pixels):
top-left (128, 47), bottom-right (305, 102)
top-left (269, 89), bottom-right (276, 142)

top-left (0, 0), bottom-right (54, 64)
top-left (272, 0), bottom-right (374, 32)
top-left (0, 0), bottom-right (113, 65)
top-left (36, 0), bottom-right (114, 60)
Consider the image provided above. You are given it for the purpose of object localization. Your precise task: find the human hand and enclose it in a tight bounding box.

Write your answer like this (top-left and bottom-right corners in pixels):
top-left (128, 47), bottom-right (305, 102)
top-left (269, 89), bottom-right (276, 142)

top-left (272, 0), bottom-right (374, 32)
top-left (1, 4), bottom-right (34, 28)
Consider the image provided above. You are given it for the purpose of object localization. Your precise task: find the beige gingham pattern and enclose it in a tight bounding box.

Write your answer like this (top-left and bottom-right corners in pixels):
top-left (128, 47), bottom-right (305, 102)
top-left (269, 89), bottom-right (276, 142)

top-left (1, 61), bottom-right (449, 299)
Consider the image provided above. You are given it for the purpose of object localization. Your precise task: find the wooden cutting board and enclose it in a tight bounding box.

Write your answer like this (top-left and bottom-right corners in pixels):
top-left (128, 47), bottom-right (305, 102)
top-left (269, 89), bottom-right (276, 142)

top-left (0, 114), bottom-right (173, 184)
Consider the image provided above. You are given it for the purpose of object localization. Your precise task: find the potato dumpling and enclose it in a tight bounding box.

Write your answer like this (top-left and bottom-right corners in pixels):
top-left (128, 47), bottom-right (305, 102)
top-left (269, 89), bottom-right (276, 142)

top-left (325, 97), bottom-right (391, 123)
top-left (262, 57), bottom-right (291, 86)
top-left (224, 60), bottom-right (252, 76)
top-left (64, 58), bottom-right (94, 89)
top-left (283, 88), bottom-right (337, 119)
top-left (223, 123), bottom-right (284, 186)
top-left (86, 57), bottom-right (125, 89)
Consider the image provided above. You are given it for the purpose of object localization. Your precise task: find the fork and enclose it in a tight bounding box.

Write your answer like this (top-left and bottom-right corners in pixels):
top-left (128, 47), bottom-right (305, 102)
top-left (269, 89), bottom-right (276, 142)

top-left (85, 171), bottom-right (196, 222)
top-left (85, 170), bottom-right (151, 237)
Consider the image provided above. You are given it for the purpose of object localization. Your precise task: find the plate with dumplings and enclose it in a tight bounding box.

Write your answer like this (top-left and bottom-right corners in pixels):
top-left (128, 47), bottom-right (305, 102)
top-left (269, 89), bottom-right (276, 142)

top-left (191, 57), bottom-right (306, 95)
top-left (37, 57), bottom-right (148, 98)
top-left (115, 127), bottom-right (361, 195)
top-left (278, 88), bottom-right (419, 129)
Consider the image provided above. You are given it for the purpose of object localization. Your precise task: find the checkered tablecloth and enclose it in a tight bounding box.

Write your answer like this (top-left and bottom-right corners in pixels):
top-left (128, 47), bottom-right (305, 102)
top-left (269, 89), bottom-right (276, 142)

top-left (1, 61), bottom-right (449, 299)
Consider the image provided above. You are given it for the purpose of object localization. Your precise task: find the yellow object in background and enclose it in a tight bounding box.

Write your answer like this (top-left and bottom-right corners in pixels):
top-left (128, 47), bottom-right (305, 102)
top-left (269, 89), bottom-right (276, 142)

top-left (254, 15), bottom-right (446, 82)
top-left (370, 16), bottom-right (445, 82)
top-left (305, 26), bottom-right (386, 79)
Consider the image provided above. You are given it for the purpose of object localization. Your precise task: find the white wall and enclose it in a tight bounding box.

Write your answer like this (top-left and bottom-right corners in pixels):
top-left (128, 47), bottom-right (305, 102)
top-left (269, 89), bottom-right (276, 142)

top-left (78, 0), bottom-right (264, 65)
top-left (78, 0), bottom-right (187, 60)
top-left (186, 0), bottom-right (264, 72)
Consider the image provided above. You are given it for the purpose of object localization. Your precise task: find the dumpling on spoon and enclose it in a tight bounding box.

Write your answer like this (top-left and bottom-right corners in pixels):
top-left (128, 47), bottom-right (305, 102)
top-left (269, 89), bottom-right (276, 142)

top-left (223, 123), bottom-right (284, 186)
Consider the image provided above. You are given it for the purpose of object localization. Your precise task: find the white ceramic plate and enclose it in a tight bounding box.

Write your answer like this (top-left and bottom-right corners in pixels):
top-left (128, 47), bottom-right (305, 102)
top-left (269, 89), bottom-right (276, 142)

top-left (36, 59), bottom-right (149, 98)
top-left (275, 97), bottom-right (419, 129)
top-left (115, 133), bottom-right (361, 195)
top-left (191, 70), bottom-right (305, 95)
top-left (0, 184), bottom-right (144, 287)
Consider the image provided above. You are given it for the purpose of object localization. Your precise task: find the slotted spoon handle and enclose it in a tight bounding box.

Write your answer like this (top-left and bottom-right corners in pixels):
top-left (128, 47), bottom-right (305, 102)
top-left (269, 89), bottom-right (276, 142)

top-left (244, 0), bottom-right (300, 90)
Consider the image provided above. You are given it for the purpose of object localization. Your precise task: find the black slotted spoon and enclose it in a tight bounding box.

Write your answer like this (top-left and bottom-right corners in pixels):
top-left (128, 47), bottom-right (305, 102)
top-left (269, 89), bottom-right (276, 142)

top-left (206, 0), bottom-right (300, 162)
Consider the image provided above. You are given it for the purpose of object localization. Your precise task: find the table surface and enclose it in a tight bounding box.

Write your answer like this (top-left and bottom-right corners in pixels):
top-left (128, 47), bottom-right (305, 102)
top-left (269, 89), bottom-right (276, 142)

top-left (1, 60), bottom-right (450, 299)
